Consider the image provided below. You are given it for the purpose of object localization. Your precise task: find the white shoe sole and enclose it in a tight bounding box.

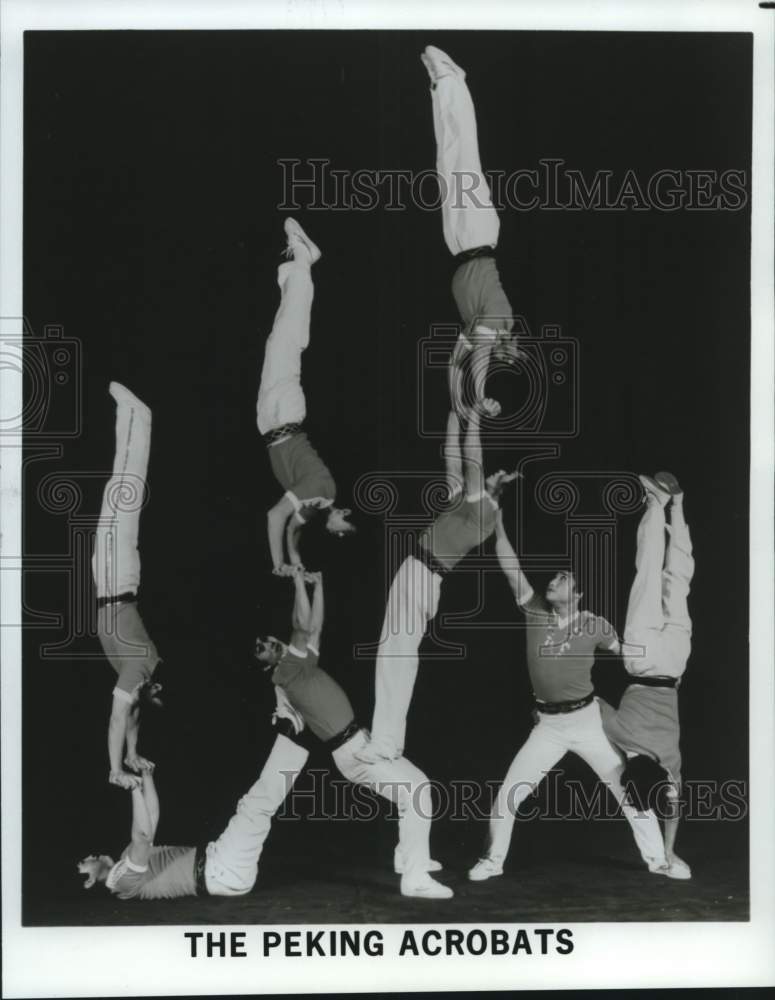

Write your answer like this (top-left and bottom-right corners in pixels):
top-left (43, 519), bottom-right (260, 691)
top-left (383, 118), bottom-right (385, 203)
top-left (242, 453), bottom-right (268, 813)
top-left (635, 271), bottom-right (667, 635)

top-left (283, 218), bottom-right (321, 264)
top-left (650, 864), bottom-right (692, 881)
top-left (394, 860), bottom-right (442, 875)
top-left (401, 884), bottom-right (454, 900)
top-left (109, 381), bottom-right (151, 420)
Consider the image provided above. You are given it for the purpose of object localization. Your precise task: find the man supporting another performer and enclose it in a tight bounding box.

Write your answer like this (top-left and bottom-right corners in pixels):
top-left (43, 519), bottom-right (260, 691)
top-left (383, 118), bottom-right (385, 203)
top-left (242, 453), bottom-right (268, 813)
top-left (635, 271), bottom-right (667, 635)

top-left (254, 570), bottom-right (452, 899)
top-left (78, 572), bottom-right (453, 901)
top-left (467, 510), bottom-right (678, 881)
top-left (600, 472), bottom-right (694, 879)
top-left (92, 382), bottom-right (163, 791)
top-left (257, 218), bottom-right (354, 576)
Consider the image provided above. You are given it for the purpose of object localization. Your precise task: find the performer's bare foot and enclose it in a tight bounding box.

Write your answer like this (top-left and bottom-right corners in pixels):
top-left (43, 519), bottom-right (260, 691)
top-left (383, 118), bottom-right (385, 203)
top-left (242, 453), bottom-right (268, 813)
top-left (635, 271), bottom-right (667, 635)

top-left (421, 45), bottom-right (466, 85)
top-left (283, 217), bottom-right (321, 265)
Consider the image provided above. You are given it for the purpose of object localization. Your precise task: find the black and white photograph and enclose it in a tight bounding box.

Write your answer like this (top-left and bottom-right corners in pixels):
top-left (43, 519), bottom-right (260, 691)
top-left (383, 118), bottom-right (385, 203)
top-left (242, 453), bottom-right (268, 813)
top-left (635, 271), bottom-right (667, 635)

top-left (1, 0), bottom-right (773, 995)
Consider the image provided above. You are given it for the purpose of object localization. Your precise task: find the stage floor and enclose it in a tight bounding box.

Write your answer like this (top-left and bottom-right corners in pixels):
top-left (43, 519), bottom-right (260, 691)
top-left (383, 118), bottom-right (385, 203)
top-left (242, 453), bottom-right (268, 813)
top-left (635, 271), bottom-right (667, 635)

top-left (25, 816), bottom-right (748, 926)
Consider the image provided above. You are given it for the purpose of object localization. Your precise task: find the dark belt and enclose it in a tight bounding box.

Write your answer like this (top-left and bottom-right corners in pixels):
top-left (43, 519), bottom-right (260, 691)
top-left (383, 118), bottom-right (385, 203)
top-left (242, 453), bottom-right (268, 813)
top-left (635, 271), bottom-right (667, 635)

top-left (628, 675), bottom-right (678, 689)
top-left (96, 592), bottom-right (138, 609)
top-left (535, 692), bottom-right (595, 715)
top-left (415, 546), bottom-right (451, 578)
top-left (263, 422), bottom-right (303, 447)
top-left (325, 719), bottom-right (361, 752)
top-left (194, 844), bottom-right (209, 896)
top-left (454, 245), bottom-right (496, 264)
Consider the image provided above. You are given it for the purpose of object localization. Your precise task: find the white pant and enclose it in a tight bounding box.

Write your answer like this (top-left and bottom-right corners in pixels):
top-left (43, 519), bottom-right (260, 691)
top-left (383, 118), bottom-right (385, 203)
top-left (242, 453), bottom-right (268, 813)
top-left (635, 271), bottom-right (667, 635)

top-left (333, 728), bottom-right (433, 889)
top-left (256, 261), bottom-right (313, 435)
top-left (368, 557), bottom-right (443, 760)
top-left (431, 68), bottom-right (500, 255)
top-left (205, 734), bottom-right (309, 896)
top-left (624, 500), bottom-right (694, 676)
top-left (92, 383), bottom-right (151, 599)
top-left (487, 701), bottom-right (667, 868)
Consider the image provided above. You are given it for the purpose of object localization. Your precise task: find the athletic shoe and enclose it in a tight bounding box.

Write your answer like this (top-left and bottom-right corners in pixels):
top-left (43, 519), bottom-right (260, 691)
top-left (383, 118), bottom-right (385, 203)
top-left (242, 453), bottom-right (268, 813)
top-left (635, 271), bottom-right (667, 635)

top-left (109, 381), bottom-right (152, 421)
top-left (665, 854), bottom-right (692, 879)
top-left (468, 857), bottom-right (504, 881)
top-left (654, 470), bottom-right (683, 496)
top-left (393, 850), bottom-right (443, 876)
top-left (648, 861), bottom-right (691, 881)
top-left (400, 874), bottom-right (454, 900)
top-left (638, 474), bottom-right (671, 507)
top-left (283, 217), bottom-right (321, 265)
top-left (420, 45), bottom-right (466, 85)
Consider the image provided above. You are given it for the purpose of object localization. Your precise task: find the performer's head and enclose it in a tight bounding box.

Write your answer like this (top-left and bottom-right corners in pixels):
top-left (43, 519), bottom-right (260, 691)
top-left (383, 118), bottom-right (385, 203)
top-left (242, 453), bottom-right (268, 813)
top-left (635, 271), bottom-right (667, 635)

top-left (140, 678), bottom-right (164, 710)
top-left (545, 570), bottom-right (582, 610)
top-left (325, 506), bottom-right (356, 537)
top-left (253, 635), bottom-right (285, 667)
top-left (77, 854), bottom-right (114, 889)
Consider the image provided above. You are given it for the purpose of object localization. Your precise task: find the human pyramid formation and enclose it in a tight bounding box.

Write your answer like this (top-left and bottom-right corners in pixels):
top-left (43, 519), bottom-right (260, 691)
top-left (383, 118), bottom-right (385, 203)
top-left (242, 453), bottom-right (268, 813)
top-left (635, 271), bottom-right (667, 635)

top-left (79, 46), bottom-right (694, 903)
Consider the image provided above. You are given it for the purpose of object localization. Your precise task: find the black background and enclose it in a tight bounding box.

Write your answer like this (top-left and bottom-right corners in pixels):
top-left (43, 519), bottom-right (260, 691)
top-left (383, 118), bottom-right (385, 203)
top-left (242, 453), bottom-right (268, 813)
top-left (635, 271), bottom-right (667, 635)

top-left (22, 30), bottom-right (751, 920)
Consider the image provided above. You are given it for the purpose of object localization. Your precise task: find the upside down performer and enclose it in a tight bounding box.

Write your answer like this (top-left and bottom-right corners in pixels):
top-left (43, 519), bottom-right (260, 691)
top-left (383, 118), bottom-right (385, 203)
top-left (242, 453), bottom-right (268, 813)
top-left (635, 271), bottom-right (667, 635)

top-left (79, 572), bottom-right (453, 901)
top-left (599, 471), bottom-right (694, 880)
top-left (92, 382), bottom-right (163, 791)
top-left (257, 218), bottom-right (355, 577)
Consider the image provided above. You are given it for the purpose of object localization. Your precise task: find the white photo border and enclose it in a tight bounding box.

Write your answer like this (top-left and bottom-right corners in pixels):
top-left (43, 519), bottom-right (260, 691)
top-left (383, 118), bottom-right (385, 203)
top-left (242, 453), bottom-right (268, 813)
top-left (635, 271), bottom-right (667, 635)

top-left (1, 0), bottom-right (773, 995)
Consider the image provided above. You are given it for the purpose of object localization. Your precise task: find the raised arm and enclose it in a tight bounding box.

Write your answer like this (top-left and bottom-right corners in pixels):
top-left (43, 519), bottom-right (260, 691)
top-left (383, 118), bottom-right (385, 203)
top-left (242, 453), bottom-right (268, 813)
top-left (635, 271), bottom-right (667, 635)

top-left (443, 409), bottom-right (465, 498)
top-left (494, 509), bottom-right (534, 607)
top-left (124, 700), bottom-right (156, 776)
top-left (306, 571), bottom-right (325, 652)
top-left (267, 494), bottom-right (296, 574)
top-left (127, 767), bottom-right (160, 867)
top-left (285, 515), bottom-right (304, 569)
top-left (108, 695), bottom-right (141, 790)
top-left (462, 406), bottom-right (486, 498)
top-left (290, 568), bottom-right (312, 648)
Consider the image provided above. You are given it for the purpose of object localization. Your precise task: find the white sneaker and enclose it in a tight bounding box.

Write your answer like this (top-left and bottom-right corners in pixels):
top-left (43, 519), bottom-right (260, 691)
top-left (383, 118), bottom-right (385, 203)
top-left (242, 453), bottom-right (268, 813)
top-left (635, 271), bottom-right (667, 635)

top-left (666, 855), bottom-right (692, 880)
top-left (648, 860), bottom-right (691, 881)
top-left (393, 850), bottom-right (443, 876)
top-left (283, 217), bottom-right (321, 265)
top-left (401, 874), bottom-right (453, 900)
top-left (109, 381), bottom-right (151, 421)
top-left (420, 45), bottom-right (466, 85)
top-left (638, 474), bottom-right (671, 507)
top-left (468, 857), bottom-right (504, 882)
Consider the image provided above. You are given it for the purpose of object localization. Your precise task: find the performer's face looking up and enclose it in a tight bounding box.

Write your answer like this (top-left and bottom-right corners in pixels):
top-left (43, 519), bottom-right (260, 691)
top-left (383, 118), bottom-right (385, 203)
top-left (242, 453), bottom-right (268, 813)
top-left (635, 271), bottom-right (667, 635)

top-left (326, 507), bottom-right (355, 536)
top-left (77, 854), bottom-right (113, 889)
top-left (545, 571), bottom-right (580, 607)
top-left (254, 636), bottom-right (284, 665)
